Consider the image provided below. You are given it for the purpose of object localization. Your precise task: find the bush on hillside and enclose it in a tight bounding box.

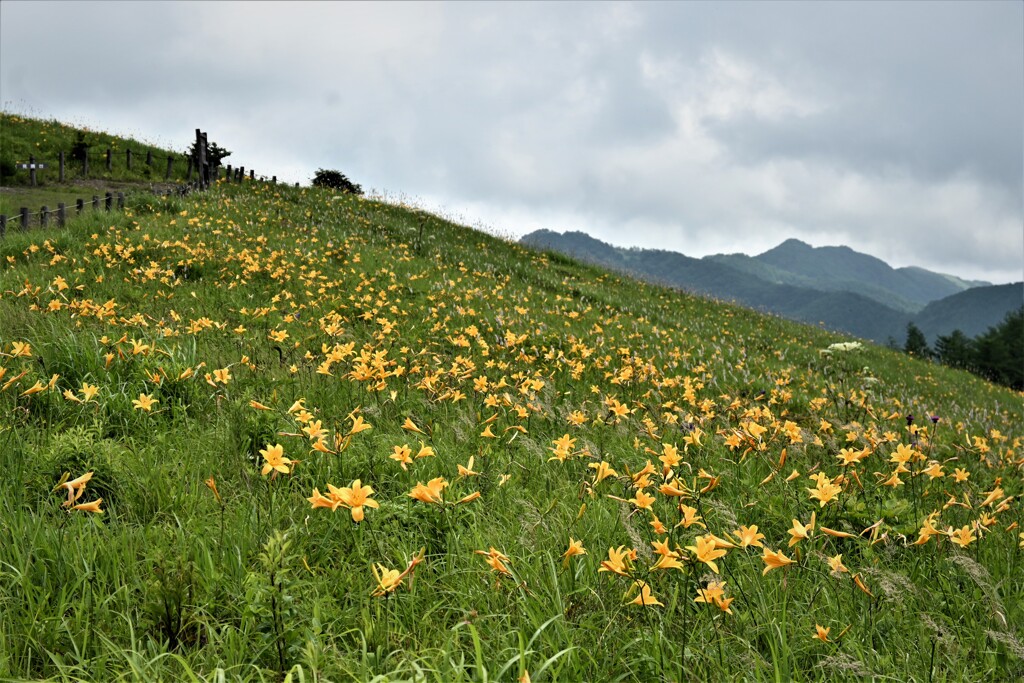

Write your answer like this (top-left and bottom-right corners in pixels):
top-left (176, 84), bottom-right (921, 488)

top-left (70, 131), bottom-right (91, 163)
top-left (903, 322), bottom-right (932, 359)
top-left (187, 141), bottom-right (231, 167)
top-left (972, 307), bottom-right (1023, 390)
top-left (0, 156), bottom-right (14, 182)
top-left (934, 329), bottom-right (973, 369)
top-left (312, 168), bottom-right (363, 195)
top-left (931, 307), bottom-right (1023, 390)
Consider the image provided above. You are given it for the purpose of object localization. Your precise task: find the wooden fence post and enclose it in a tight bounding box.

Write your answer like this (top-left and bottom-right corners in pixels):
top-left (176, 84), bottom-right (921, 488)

top-left (59, 151), bottom-right (66, 183)
top-left (226, 164), bottom-right (232, 181)
top-left (117, 193), bottom-right (124, 210)
top-left (29, 156), bottom-right (37, 186)
top-left (40, 206), bottom-right (49, 227)
top-left (0, 215), bottom-right (6, 238)
top-left (58, 203), bottom-right (66, 228)
top-left (249, 169), bottom-right (255, 181)
top-left (186, 155), bottom-right (193, 180)
top-left (105, 192), bottom-right (113, 211)
top-left (77, 198), bottom-right (85, 214)
top-left (196, 129), bottom-right (208, 189)
top-left (83, 151), bottom-right (89, 175)
top-left (146, 150), bottom-right (153, 166)
top-left (92, 195), bottom-right (100, 211)
top-left (203, 134), bottom-right (210, 186)
top-left (106, 149), bottom-right (112, 171)
top-left (166, 155), bottom-right (173, 180)
top-left (272, 176), bottom-right (276, 184)
top-left (20, 207), bottom-right (30, 231)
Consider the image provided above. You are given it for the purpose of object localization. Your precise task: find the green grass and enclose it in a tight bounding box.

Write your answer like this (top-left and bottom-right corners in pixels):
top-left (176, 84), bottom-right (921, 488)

top-left (1, 111), bottom-right (189, 187)
top-left (0, 111), bottom-right (195, 228)
top-left (0, 127), bottom-right (1021, 682)
top-left (0, 183), bottom-right (163, 219)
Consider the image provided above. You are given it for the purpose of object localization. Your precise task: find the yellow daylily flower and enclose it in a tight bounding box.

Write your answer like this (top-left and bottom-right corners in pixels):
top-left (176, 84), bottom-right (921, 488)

top-left (132, 393), bottom-right (158, 412)
top-left (686, 535), bottom-right (728, 574)
top-left (260, 443), bottom-right (292, 476)
top-left (627, 581), bottom-right (663, 607)
top-left (761, 548), bottom-right (796, 575)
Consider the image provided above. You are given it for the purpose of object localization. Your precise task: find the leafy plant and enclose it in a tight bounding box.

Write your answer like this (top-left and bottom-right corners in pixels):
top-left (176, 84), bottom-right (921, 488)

top-left (143, 535), bottom-right (200, 650)
top-left (243, 530), bottom-right (302, 675)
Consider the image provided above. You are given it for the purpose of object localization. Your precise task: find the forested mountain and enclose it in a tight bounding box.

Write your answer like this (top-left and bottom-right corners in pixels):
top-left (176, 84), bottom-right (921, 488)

top-left (520, 230), bottom-right (1015, 345)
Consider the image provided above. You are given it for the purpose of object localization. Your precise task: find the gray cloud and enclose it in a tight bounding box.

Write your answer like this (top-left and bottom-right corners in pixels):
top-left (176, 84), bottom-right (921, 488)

top-left (2, 1), bottom-right (1021, 283)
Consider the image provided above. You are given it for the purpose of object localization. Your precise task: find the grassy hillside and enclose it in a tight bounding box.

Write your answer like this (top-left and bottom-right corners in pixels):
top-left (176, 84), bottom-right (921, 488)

top-left (0, 174), bottom-right (1022, 681)
top-left (0, 112), bottom-right (193, 217)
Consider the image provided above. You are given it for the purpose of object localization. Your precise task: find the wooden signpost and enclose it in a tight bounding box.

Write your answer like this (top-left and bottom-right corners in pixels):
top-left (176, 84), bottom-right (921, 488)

top-left (18, 156), bottom-right (46, 186)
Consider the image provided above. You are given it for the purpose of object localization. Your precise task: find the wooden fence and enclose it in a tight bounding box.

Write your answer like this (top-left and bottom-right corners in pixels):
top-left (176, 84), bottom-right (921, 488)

top-left (1, 129), bottom-right (294, 238)
top-left (14, 149), bottom-right (184, 186)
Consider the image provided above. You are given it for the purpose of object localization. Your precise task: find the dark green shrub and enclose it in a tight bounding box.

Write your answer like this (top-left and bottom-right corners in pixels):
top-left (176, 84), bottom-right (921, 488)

top-left (187, 140), bottom-right (231, 167)
top-left (70, 131), bottom-right (91, 164)
top-left (0, 155), bottom-right (15, 181)
top-left (312, 168), bottom-right (363, 195)
top-left (903, 322), bottom-right (932, 359)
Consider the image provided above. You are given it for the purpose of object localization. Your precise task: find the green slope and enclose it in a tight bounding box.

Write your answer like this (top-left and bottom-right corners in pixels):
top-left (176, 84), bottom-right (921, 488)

top-left (0, 112), bottom-right (198, 221)
top-left (0, 123), bottom-right (1021, 682)
top-left (1, 111), bottom-right (189, 187)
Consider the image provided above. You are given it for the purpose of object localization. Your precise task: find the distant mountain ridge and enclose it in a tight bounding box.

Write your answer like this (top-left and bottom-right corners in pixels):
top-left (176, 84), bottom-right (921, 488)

top-left (520, 230), bottom-right (1019, 345)
top-left (708, 238), bottom-right (984, 313)
top-left (914, 283), bottom-right (1024, 341)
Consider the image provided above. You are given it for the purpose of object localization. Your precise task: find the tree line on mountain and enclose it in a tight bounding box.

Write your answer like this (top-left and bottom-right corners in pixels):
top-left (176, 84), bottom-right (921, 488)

top-left (901, 307), bottom-right (1023, 390)
top-left (517, 230), bottom-right (1020, 348)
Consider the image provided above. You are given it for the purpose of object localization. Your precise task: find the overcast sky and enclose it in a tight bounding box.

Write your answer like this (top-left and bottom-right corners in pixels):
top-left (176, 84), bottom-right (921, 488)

top-left (2, 1), bottom-right (1022, 283)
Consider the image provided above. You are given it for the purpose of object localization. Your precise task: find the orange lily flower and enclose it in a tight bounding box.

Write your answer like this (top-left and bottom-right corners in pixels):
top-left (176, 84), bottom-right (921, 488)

top-left (761, 548), bottom-right (796, 575)
top-left (627, 581), bottom-right (663, 607)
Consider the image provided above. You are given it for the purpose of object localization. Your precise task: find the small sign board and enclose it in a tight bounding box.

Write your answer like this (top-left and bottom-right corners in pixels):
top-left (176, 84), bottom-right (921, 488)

top-left (17, 163), bottom-right (46, 170)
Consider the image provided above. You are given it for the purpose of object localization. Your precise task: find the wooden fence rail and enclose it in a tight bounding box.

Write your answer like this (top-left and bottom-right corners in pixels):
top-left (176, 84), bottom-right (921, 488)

top-left (9, 128), bottom-right (285, 188)
top-left (1, 128), bottom-right (294, 238)
top-left (15, 149), bottom-right (185, 186)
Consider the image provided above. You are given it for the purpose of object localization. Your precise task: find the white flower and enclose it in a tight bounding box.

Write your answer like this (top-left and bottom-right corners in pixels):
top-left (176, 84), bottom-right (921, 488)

top-left (826, 342), bottom-right (863, 353)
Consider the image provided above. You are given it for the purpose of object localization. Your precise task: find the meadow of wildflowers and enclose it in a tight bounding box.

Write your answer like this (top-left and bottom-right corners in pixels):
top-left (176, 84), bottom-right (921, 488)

top-left (0, 118), bottom-right (1022, 682)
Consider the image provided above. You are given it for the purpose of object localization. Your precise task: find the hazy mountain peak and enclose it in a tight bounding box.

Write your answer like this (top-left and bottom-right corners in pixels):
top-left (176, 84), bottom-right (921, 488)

top-left (519, 230), bottom-right (1013, 344)
top-left (759, 238), bottom-right (812, 256)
